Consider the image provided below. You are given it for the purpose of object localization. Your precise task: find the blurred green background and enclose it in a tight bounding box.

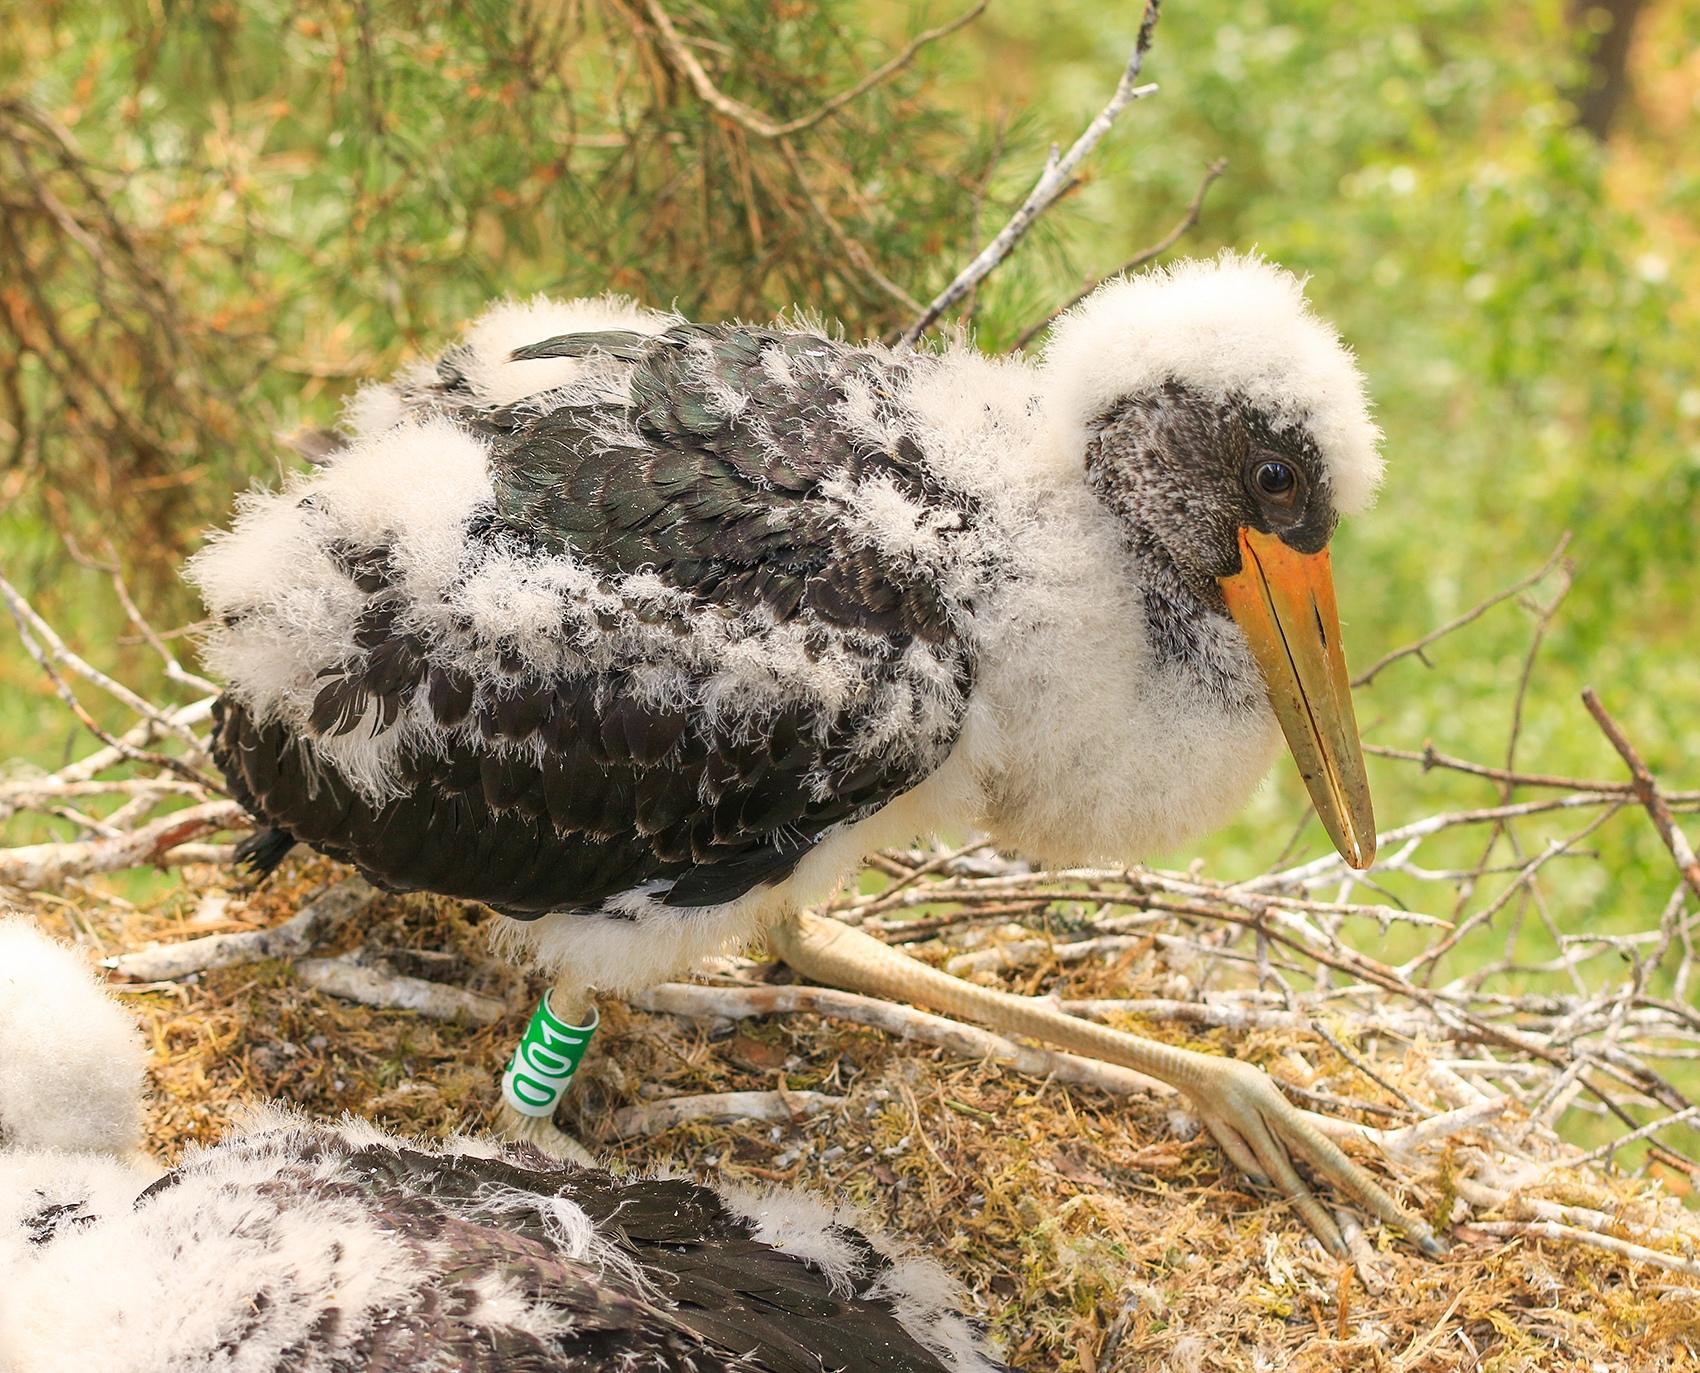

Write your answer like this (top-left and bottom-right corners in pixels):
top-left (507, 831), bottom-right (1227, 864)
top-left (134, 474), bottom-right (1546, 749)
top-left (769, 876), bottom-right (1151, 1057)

top-left (1, 2), bottom-right (1696, 1006)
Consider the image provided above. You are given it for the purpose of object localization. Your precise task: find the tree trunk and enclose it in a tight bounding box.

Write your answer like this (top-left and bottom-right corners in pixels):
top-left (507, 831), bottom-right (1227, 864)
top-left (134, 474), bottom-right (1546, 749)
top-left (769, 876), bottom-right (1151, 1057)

top-left (1567, 0), bottom-right (1647, 139)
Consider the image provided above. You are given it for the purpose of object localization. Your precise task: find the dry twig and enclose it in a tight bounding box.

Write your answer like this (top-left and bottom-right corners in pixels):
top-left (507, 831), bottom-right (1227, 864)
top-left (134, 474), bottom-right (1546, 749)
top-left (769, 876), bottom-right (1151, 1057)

top-left (641, 0), bottom-right (987, 140)
top-left (1582, 687), bottom-right (1700, 903)
top-left (295, 953), bottom-right (506, 1025)
top-left (0, 799), bottom-right (247, 892)
top-left (1456, 1219), bottom-right (1700, 1281)
top-left (1352, 533), bottom-right (1571, 688)
top-left (900, 0), bottom-right (1164, 344)
top-left (603, 1089), bottom-right (845, 1141)
top-left (1009, 156), bottom-right (1227, 351)
top-left (105, 878), bottom-right (377, 981)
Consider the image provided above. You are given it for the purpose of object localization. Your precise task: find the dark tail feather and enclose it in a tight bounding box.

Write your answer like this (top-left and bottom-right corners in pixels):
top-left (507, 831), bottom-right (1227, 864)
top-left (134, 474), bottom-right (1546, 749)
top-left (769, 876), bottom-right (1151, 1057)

top-left (282, 426), bottom-right (349, 465)
top-left (234, 825), bottom-right (296, 880)
top-left (662, 838), bottom-right (815, 909)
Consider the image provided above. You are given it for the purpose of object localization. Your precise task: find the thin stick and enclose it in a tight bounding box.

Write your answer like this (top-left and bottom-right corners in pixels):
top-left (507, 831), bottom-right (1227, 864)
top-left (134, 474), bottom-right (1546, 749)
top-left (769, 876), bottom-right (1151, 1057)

top-left (0, 799), bottom-right (247, 891)
top-left (295, 954), bottom-right (506, 1025)
top-left (105, 877), bottom-right (376, 981)
top-left (1254, 791), bottom-right (1640, 891)
top-left (0, 568), bottom-right (204, 748)
top-left (0, 776), bottom-right (209, 823)
top-left (1309, 1015), bottom-right (1426, 1113)
top-left (1582, 688), bottom-right (1700, 903)
top-left (900, 0), bottom-right (1163, 344)
top-left (1574, 1103), bottom-right (1700, 1167)
top-left (1354, 1097), bottom-right (1511, 1157)
top-left (603, 1089), bottom-right (845, 1141)
top-left (1010, 156), bottom-right (1226, 351)
top-left (0, 577), bottom-right (219, 791)
top-left (775, 140), bottom-right (923, 314)
top-left (1363, 743), bottom-right (1684, 800)
top-left (104, 559), bottom-right (218, 695)
top-left (943, 932), bottom-right (1157, 976)
top-left (1351, 534), bottom-right (1571, 687)
top-left (642, 0), bottom-right (986, 139)
top-left (1403, 806), bottom-right (1622, 978)
top-left (855, 837), bottom-right (992, 917)
top-left (1459, 1218), bottom-right (1700, 1280)
top-left (36, 696), bottom-right (215, 789)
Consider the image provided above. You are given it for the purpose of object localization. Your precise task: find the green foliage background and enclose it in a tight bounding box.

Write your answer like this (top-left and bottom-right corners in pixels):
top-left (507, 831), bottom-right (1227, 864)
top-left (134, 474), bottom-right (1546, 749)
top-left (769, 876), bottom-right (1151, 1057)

top-left (2, 1), bottom-right (1696, 998)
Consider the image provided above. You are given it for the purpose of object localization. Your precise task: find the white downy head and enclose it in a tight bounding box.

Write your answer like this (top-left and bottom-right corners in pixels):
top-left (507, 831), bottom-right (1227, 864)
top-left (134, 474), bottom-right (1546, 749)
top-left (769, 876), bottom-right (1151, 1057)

top-left (1040, 251), bottom-right (1383, 514)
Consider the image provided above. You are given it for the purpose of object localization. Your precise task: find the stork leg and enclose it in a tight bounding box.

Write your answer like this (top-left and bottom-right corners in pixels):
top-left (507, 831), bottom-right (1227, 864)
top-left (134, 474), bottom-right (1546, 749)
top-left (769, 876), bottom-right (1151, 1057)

top-left (496, 970), bottom-right (598, 1167)
top-left (769, 910), bottom-right (1444, 1258)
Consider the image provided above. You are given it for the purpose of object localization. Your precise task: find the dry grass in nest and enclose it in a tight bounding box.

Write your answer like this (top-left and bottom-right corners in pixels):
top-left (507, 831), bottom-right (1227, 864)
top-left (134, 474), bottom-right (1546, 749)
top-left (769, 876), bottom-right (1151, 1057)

top-left (11, 850), bottom-right (1699, 1373)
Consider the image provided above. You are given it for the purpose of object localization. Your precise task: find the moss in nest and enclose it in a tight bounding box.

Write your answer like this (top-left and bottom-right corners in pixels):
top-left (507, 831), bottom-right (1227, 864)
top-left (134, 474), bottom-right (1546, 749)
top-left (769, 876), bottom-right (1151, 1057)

top-left (7, 852), bottom-right (1700, 1372)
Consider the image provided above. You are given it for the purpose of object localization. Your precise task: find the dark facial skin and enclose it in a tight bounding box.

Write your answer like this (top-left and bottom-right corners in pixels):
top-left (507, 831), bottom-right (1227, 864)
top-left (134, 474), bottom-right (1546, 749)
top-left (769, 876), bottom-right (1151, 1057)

top-left (1083, 381), bottom-right (1339, 694)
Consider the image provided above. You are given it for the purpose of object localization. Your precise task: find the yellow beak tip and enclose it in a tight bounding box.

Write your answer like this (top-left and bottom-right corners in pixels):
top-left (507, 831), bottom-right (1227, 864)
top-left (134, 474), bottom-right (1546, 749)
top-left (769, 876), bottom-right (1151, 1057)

top-left (1343, 836), bottom-right (1376, 871)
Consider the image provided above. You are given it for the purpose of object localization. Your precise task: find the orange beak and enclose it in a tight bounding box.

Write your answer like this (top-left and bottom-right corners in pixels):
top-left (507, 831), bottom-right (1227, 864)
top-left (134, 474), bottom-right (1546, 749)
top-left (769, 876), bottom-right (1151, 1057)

top-left (1218, 528), bottom-right (1376, 870)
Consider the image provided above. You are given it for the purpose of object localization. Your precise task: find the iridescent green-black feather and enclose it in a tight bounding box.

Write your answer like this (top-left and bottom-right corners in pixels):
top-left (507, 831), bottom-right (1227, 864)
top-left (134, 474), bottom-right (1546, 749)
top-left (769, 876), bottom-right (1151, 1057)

top-left (213, 322), bottom-right (977, 918)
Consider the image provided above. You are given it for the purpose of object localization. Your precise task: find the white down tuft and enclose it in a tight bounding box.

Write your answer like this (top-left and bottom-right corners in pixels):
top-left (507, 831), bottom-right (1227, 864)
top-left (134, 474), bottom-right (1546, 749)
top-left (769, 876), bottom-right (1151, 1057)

top-left (1041, 250), bottom-right (1384, 515)
top-left (0, 918), bottom-right (147, 1156)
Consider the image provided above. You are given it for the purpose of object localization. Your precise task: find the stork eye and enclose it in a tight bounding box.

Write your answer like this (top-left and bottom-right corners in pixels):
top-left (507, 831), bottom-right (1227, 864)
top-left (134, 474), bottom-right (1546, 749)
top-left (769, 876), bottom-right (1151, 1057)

top-left (1251, 459), bottom-right (1299, 503)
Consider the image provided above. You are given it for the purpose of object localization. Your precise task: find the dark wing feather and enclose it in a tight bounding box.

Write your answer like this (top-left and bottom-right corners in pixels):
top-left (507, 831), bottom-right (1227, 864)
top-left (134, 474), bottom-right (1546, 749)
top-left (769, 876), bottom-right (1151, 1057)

top-left (144, 1130), bottom-right (1001, 1371)
top-left (214, 322), bottom-right (975, 919)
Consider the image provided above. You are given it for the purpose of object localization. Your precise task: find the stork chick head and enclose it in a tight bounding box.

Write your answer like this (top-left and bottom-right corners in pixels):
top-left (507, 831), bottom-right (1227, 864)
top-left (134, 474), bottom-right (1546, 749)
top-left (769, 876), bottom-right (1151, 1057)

top-left (1042, 252), bottom-right (1384, 869)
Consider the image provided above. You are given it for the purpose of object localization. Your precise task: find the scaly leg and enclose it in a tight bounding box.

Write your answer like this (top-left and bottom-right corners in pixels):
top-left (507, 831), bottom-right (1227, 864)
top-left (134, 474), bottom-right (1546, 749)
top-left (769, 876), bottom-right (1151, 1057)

top-left (496, 969), bottom-right (599, 1167)
top-left (769, 910), bottom-right (1443, 1257)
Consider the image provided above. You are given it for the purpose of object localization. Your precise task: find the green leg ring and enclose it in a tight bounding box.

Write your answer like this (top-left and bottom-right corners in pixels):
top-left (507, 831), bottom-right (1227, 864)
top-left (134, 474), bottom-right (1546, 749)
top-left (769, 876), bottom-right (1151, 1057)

top-left (501, 992), bottom-right (599, 1118)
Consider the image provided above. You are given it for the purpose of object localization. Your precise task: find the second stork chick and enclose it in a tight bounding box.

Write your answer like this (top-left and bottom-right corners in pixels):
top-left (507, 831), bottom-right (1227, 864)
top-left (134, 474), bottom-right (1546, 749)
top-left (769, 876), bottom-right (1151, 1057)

top-left (192, 253), bottom-right (1438, 1255)
top-left (0, 917), bottom-right (1002, 1373)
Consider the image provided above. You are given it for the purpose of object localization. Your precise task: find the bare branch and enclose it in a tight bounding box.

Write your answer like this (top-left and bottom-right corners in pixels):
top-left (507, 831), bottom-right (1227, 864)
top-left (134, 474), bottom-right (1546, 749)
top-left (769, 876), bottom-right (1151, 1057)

top-left (0, 776), bottom-right (209, 823)
top-left (1582, 688), bottom-right (1700, 904)
top-left (899, 0), bottom-right (1164, 344)
top-left (1010, 156), bottom-right (1226, 351)
top-left (0, 567), bottom-right (213, 774)
top-left (296, 952), bottom-right (506, 1024)
top-left (105, 877), bottom-right (375, 981)
top-left (1362, 742), bottom-right (1696, 800)
top-left (103, 558), bottom-right (219, 696)
top-left (1352, 534), bottom-right (1572, 688)
top-left (32, 696), bottom-right (215, 791)
top-left (603, 1089), bottom-right (845, 1141)
top-left (1457, 1219), bottom-right (1700, 1280)
top-left (0, 799), bottom-right (246, 891)
top-left (776, 141), bottom-right (924, 314)
top-left (641, 0), bottom-right (987, 140)
top-left (1575, 1103), bottom-right (1700, 1167)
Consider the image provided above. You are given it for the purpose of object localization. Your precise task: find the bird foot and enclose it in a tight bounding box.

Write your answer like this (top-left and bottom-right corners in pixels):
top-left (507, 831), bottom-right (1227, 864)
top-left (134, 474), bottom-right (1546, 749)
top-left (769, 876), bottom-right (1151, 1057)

top-left (771, 909), bottom-right (1446, 1257)
top-left (1181, 1055), bottom-right (1447, 1259)
top-left (497, 1103), bottom-right (597, 1168)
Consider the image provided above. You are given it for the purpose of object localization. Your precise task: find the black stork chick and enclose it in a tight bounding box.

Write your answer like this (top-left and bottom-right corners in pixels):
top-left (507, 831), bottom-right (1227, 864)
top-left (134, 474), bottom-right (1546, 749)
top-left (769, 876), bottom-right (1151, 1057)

top-left (190, 254), bottom-right (1440, 1255)
top-left (0, 918), bottom-right (1004, 1373)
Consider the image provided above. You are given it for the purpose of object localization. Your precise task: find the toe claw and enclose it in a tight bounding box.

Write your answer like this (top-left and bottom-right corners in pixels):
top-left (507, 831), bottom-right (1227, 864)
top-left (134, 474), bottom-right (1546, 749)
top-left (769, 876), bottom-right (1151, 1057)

top-left (1181, 1053), bottom-right (1448, 1260)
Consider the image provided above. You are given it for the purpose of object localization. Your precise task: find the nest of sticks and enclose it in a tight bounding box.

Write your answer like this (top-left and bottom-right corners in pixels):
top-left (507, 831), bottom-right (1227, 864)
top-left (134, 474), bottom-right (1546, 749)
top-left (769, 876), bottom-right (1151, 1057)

top-left (4, 543), bottom-right (1700, 1373)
